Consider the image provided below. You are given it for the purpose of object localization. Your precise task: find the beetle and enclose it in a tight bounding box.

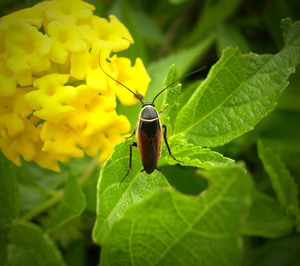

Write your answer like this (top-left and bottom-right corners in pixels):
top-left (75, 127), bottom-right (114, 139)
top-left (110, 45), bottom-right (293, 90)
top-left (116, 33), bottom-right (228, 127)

top-left (99, 54), bottom-right (204, 182)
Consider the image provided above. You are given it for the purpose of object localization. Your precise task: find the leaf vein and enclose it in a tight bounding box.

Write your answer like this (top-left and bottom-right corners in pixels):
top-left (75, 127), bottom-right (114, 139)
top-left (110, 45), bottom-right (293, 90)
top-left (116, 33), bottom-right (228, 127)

top-left (181, 52), bottom-right (279, 135)
top-left (153, 173), bottom-right (238, 265)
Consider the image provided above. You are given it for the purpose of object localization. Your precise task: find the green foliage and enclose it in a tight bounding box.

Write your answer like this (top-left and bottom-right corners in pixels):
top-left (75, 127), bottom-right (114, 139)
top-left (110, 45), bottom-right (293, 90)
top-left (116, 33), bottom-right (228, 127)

top-left (249, 235), bottom-right (300, 266)
top-left (258, 140), bottom-right (299, 217)
top-left (117, 33), bottom-right (215, 127)
top-left (242, 192), bottom-right (293, 238)
top-left (93, 19), bottom-right (300, 265)
top-left (186, 0), bottom-right (241, 44)
top-left (100, 166), bottom-right (253, 266)
top-left (217, 24), bottom-right (250, 56)
top-left (160, 64), bottom-right (181, 134)
top-left (146, 34), bottom-right (216, 109)
top-left (0, 154), bottom-right (97, 264)
top-left (0, 154), bottom-right (20, 263)
top-left (0, 154), bottom-right (20, 228)
top-left (92, 140), bottom-right (170, 244)
top-left (167, 136), bottom-right (234, 169)
top-left (174, 19), bottom-right (300, 147)
top-left (7, 220), bottom-right (64, 266)
top-left (1, 1), bottom-right (300, 265)
top-left (47, 173), bottom-right (86, 231)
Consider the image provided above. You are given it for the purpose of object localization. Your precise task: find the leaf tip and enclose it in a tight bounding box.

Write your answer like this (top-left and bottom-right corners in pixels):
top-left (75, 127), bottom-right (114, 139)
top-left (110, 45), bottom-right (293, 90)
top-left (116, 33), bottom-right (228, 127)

top-left (281, 18), bottom-right (293, 42)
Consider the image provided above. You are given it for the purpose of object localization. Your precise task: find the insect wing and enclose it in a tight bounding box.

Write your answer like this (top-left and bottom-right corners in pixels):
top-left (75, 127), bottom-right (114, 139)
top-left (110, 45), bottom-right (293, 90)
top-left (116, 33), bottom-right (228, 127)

top-left (137, 119), bottom-right (162, 174)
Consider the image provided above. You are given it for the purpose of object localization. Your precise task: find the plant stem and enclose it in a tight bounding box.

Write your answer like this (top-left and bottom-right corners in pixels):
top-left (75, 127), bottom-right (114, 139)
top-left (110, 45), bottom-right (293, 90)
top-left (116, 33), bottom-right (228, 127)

top-left (22, 190), bottom-right (64, 221)
top-left (22, 158), bottom-right (100, 221)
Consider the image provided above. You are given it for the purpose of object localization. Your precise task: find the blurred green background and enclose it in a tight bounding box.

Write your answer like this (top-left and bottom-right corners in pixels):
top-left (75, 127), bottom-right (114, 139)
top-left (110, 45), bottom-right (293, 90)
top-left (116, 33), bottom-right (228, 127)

top-left (1, 0), bottom-right (300, 265)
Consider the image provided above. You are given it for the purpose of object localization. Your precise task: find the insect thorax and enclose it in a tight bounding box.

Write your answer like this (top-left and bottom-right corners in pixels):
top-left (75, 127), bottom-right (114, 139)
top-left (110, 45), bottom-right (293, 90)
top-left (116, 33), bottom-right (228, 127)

top-left (140, 104), bottom-right (159, 121)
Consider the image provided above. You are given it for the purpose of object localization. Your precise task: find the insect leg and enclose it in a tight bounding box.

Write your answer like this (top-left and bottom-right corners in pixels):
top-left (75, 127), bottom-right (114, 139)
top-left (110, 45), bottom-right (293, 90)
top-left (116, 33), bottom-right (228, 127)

top-left (120, 142), bottom-right (137, 183)
top-left (162, 125), bottom-right (182, 162)
top-left (125, 129), bottom-right (136, 139)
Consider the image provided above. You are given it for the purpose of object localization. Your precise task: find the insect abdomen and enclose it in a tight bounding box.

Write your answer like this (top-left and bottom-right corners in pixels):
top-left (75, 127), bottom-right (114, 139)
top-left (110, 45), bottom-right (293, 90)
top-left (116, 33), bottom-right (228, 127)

top-left (137, 119), bottom-right (162, 174)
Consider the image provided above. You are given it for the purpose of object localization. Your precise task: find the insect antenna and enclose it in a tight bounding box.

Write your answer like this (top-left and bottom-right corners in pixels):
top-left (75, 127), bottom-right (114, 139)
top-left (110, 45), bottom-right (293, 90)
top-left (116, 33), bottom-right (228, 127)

top-left (99, 51), bottom-right (144, 104)
top-left (152, 66), bottom-right (207, 104)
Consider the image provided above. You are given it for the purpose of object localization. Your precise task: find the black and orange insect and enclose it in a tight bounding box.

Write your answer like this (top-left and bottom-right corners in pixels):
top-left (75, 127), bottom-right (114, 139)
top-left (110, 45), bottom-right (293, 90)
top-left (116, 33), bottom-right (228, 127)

top-left (99, 54), bottom-right (204, 182)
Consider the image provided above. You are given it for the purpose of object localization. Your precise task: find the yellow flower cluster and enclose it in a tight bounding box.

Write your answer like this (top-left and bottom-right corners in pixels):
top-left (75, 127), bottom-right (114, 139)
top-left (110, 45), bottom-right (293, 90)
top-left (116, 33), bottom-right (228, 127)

top-left (0, 0), bottom-right (151, 172)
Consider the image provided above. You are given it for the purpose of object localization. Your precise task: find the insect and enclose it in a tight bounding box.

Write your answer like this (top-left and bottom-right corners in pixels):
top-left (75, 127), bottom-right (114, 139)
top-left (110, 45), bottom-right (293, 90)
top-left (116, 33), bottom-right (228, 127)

top-left (99, 53), bottom-right (204, 182)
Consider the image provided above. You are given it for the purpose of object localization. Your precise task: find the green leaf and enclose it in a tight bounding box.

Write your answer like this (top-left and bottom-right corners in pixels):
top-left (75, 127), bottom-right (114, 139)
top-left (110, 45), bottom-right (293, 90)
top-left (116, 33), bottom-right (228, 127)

top-left (68, 156), bottom-right (101, 213)
top-left (160, 64), bottom-right (181, 135)
top-left (250, 235), bottom-right (300, 266)
top-left (47, 174), bottom-right (86, 231)
top-left (81, 166), bottom-right (100, 213)
top-left (248, 110), bottom-right (300, 153)
top-left (178, 81), bottom-right (202, 109)
top-left (281, 18), bottom-right (296, 46)
top-left (217, 24), bottom-right (250, 57)
top-left (258, 140), bottom-right (299, 217)
top-left (100, 165), bottom-right (253, 265)
top-left (242, 192), bottom-right (293, 238)
top-left (16, 161), bottom-right (68, 217)
top-left (163, 135), bottom-right (234, 169)
top-left (186, 0), bottom-right (241, 45)
top-left (146, 33), bottom-right (215, 108)
top-left (0, 227), bottom-right (9, 265)
top-left (92, 140), bottom-right (170, 245)
top-left (277, 67), bottom-right (300, 111)
top-left (0, 152), bottom-right (20, 227)
top-left (117, 33), bottom-right (215, 128)
top-left (174, 20), bottom-right (300, 147)
top-left (7, 220), bottom-right (64, 266)
top-left (133, 8), bottom-right (164, 45)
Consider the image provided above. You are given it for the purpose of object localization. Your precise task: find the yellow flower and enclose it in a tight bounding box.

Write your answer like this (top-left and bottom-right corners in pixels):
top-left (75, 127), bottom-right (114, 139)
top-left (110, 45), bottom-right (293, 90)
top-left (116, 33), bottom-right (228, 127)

top-left (111, 57), bottom-right (151, 106)
top-left (0, 118), bottom-right (39, 166)
top-left (4, 22), bottom-right (51, 74)
top-left (47, 21), bottom-right (89, 64)
top-left (36, 0), bottom-right (95, 25)
top-left (26, 74), bottom-right (77, 122)
top-left (0, 89), bottom-right (32, 137)
top-left (90, 15), bottom-right (134, 52)
top-left (0, 61), bottom-right (17, 96)
top-left (0, 0), bottom-right (151, 172)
